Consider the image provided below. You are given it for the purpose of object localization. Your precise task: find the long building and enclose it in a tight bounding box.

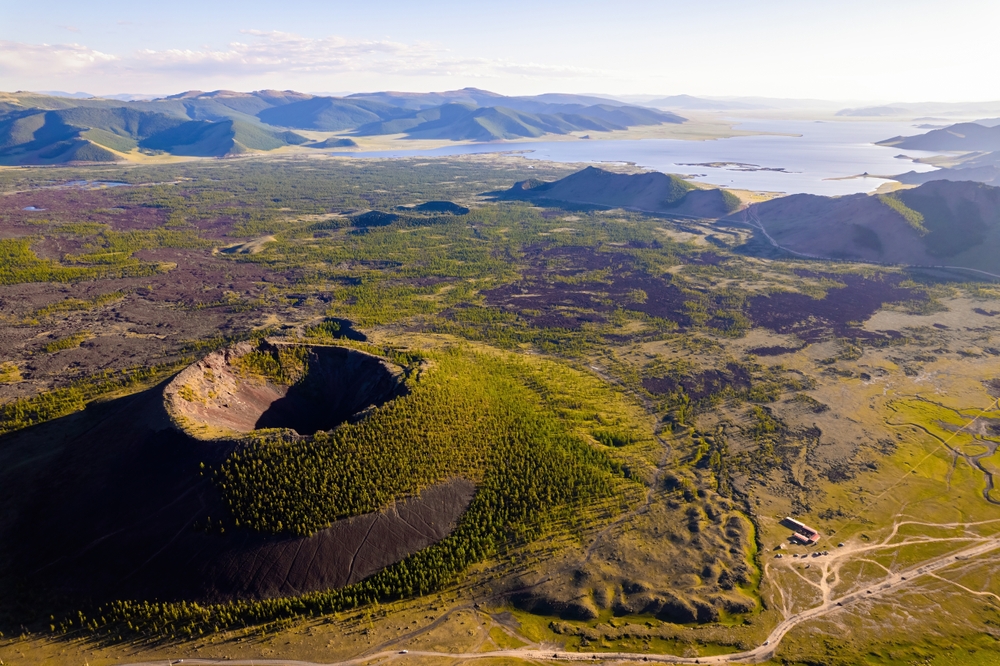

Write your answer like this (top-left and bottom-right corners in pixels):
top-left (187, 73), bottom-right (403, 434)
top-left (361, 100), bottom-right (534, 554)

top-left (782, 516), bottom-right (820, 544)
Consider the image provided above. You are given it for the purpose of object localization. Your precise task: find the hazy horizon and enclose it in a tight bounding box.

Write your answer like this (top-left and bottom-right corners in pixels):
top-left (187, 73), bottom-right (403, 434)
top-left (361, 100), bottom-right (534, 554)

top-left (3, 0), bottom-right (999, 103)
top-left (23, 88), bottom-right (1000, 108)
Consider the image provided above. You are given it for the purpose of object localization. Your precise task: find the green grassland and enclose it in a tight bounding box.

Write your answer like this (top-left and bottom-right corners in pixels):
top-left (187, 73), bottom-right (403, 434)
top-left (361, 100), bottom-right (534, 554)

top-left (2, 156), bottom-right (1000, 665)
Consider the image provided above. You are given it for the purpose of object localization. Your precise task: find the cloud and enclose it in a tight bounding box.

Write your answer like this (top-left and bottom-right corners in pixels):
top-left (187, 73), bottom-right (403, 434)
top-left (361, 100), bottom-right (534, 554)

top-left (0, 40), bottom-right (118, 77)
top-left (0, 31), bottom-right (609, 90)
top-left (130, 31), bottom-right (434, 76)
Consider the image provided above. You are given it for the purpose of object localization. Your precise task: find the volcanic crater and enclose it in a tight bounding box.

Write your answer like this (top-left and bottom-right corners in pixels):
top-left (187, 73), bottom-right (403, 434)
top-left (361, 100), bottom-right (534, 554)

top-left (1, 342), bottom-right (475, 606)
top-left (165, 341), bottom-right (408, 438)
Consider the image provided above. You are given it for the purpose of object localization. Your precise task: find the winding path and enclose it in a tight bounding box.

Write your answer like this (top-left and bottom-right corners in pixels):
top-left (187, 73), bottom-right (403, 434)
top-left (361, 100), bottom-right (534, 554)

top-left (118, 533), bottom-right (1000, 665)
top-left (743, 206), bottom-right (1000, 280)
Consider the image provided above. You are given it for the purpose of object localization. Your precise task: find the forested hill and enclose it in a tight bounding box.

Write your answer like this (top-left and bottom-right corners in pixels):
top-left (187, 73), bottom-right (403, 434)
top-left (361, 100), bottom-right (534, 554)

top-left (500, 166), bottom-right (741, 218)
top-left (737, 179), bottom-right (1000, 273)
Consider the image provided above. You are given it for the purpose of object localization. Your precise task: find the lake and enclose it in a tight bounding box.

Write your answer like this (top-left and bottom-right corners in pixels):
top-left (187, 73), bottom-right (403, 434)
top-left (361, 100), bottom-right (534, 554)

top-left (334, 119), bottom-right (941, 196)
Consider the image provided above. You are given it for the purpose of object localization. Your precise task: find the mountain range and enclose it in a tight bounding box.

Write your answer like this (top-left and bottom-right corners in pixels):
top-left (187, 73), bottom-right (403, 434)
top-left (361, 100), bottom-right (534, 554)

top-left (354, 103), bottom-right (680, 141)
top-left (837, 100), bottom-right (1000, 118)
top-left (879, 122), bottom-right (1000, 152)
top-left (882, 120), bottom-right (1000, 187)
top-left (0, 88), bottom-right (684, 164)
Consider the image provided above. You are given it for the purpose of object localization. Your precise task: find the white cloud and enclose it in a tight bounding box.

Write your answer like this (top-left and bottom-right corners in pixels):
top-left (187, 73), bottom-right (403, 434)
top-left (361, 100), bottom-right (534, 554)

top-left (0, 40), bottom-right (118, 78)
top-left (128, 31), bottom-right (608, 81)
top-left (132, 31), bottom-right (430, 76)
top-left (0, 31), bottom-right (609, 92)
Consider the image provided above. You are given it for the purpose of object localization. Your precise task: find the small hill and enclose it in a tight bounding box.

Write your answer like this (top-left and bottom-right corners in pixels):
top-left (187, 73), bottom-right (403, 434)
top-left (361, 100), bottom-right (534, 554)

top-left (414, 201), bottom-right (469, 214)
top-left (499, 166), bottom-right (742, 219)
top-left (351, 210), bottom-right (401, 227)
top-left (878, 122), bottom-right (1000, 152)
top-left (308, 137), bottom-right (359, 149)
top-left (736, 179), bottom-right (1000, 273)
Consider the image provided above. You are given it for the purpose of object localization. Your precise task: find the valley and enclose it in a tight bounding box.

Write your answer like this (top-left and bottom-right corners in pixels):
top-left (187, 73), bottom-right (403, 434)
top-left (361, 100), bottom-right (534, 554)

top-left (0, 151), bottom-right (998, 666)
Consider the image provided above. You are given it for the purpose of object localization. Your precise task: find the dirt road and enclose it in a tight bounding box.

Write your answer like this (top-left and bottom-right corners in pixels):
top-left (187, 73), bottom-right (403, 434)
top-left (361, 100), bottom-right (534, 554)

top-left (118, 534), bottom-right (1000, 665)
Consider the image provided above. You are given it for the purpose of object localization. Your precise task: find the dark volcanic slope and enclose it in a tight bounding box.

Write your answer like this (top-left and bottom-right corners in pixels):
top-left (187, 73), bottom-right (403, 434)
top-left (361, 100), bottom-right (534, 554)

top-left (196, 478), bottom-right (474, 602)
top-left (0, 348), bottom-right (472, 608)
top-left (736, 179), bottom-right (1000, 274)
top-left (499, 166), bottom-right (741, 218)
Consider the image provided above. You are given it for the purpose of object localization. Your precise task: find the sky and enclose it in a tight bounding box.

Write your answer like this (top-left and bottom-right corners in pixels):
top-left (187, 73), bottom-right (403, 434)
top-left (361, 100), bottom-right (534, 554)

top-left (2, 0), bottom-right (999, 102)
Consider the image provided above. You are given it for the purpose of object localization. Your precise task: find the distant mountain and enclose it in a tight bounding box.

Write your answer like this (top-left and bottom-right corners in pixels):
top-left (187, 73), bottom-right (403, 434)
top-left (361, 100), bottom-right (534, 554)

top-left (257, 97), bottom-right (409, 131)
top-left (346, 87), bottom-right (628, 112)
top-left (838, 100), bottom-right (1000, 118)
top-left (894, 164), bottom-right (1000, 187)
top-left (347, 87), bottom-right (506, 110)
top-left (878, 122), bottom-right (1000, 152)
top-left (0, 87), bottom-right (686, 163)
top-left (646, 95), bottom-right (763, 110)
top-left (616, 94), bottom-right (837, 110)
top-left (35, 91), bottom-right (164, 102)
top-left (736, 180), bottom-right (1000, 273)
top-left (355, 103), bottom-right (682, 141)
top-left (519, 92), bottom-right (622, 106)
top-left (36, 91), bottom-right (94, 99)
top-left (0, 103), bottom-right (308, 164)
top-left (139, 119), bottom-right (308, 156)
top-left (158, 89), bottom-right (313, 117)
top-left (498, 166), bottom-right (741, 218)
top-left (836, 106), bottom-right (911, 117)
top-left (894, 151), bottom-right (1000, 187)
top-left (101, 93), bottom-right (167, 102)
top-left (0, 107), bottom-right (186, 164)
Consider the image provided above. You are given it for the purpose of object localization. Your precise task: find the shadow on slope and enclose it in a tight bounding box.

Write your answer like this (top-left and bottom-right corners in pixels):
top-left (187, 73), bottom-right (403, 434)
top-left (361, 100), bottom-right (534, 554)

top-left (728, 179), bottom-right (1000, 275)
top-left (0, 346), bottom-right (471, 621)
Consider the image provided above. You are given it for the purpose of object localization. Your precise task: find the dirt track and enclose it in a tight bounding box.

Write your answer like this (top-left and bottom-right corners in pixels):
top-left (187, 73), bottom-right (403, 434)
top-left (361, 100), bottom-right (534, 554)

top-left (745, 206), bottom-right (1000, 281)
top-left (118, 531), bottom-right (1000, 665)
